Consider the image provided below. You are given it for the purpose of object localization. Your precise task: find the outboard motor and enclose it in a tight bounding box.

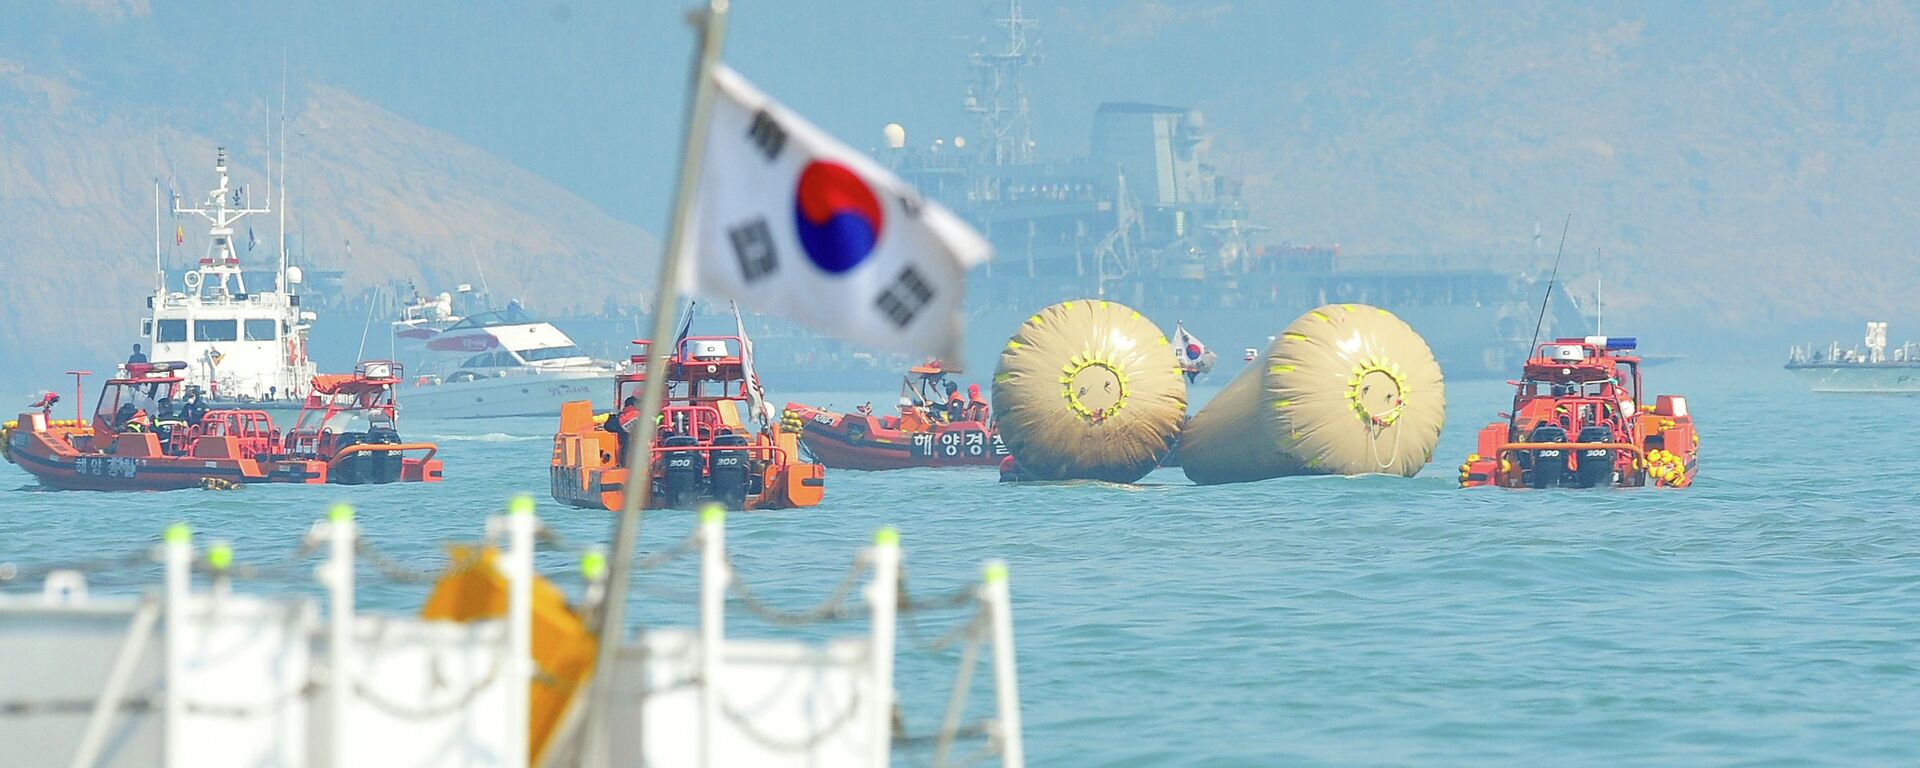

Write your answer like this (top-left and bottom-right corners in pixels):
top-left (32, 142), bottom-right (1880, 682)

top-left (658, 435), bottom-right (703, 509)
top-left (330, 428), bottom-right (405, 485)
top-left (708, 433), bottom-right (750, 510)
top-left (365, 426), bottom-right (404, 484)
top-left (1524, 423), bottom-right (1569, 489)
top-left (330, 432), bottom-right (369, 485)
top-left (1571, 425), bottom-right (1614, 488)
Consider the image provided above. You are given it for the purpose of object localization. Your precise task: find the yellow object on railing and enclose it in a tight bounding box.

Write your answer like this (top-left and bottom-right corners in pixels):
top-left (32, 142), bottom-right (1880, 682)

top-left (420, 545), bottom-right (597, 762)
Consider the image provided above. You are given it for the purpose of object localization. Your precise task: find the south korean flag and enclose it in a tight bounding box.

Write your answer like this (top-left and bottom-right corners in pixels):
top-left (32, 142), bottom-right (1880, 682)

top-left (677, 65), bottom-right (992, 367)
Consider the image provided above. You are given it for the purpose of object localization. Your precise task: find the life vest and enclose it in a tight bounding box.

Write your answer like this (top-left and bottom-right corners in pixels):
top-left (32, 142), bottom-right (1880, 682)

top-left (617, 406), bottom-right (641, 430)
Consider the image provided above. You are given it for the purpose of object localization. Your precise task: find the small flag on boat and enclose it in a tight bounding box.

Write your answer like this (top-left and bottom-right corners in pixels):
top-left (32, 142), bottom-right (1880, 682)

top-left (1173, 321), bottom-right (1217, 382)
top-left (175, 224), bottom-right (184, 246)
top-left (672, 301), bottom-right (695, 352)
top-left (731, 301), bottom-right (768, 425)
top-left (676, 65), bottom-right (991, 366)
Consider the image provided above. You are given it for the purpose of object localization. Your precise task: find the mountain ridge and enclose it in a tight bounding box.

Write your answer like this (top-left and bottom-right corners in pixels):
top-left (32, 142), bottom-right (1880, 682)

top-left (0, 60), bottom-right (658, 393)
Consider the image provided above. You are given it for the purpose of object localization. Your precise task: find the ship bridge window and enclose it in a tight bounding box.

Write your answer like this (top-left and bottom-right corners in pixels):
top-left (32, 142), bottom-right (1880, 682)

top-left (195, 319), bottom-right (237, 342)
top-left (521, 345), bottom-right (585, 362)
top-left (157, 319), bottom-right (188, 342)
top-left (245, 319), bottom-right (277, 341)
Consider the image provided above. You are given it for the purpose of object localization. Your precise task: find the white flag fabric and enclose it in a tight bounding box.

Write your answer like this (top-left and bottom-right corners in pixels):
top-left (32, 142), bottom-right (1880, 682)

top-left (677, 65), bottom-right (992, 367)
top-left (730, 301), bottom-right (767, 425)
top-left (1173, 322), bottom-right (1216, 375)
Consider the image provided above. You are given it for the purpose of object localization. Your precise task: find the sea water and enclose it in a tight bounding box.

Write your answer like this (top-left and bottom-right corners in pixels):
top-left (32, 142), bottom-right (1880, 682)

top-left (3, 361), bottom-right (1917, 767)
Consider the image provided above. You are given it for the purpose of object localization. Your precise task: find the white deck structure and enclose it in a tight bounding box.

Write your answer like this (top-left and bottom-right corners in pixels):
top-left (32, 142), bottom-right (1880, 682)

top-left (141, 147), bottom-right (316, 405)
top-left (0, 504), bottom-right (1023, 767)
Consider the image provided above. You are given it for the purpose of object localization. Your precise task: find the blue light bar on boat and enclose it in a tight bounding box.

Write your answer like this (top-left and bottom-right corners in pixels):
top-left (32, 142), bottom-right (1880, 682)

top-left (1581, 335), bottom-right (1637, 351)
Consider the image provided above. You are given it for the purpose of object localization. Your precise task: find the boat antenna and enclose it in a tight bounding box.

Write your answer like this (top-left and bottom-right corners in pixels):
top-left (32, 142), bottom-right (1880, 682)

top-left (153, 178), bottom-right (163, 293)
top-left (278, 54), bottom-right (289, 288)
top-left (1527, 214), bottom-right (1571, 352)
top-left (466, 237), bottom-right (493, 307)
top-left (1594, 247), bottom-right (1602, 336)
top-left (355, 282), bottom-right (379, 362)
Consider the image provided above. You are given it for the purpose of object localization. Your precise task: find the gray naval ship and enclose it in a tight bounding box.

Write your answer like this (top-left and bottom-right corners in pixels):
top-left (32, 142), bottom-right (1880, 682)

top-left (301, 0), bottom-right (1581, 391)
top-left (872, 0), bottom-right (1579, 382)
top-left (1785, 322), bottom-right (1920, 394)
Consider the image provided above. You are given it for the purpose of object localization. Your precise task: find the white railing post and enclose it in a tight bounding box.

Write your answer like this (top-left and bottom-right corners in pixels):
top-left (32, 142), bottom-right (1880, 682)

top-left (162, 523), bottom-right (191, 768)
top-left (697, 503), bottom-right (728, 768)
top-left (866, 528), bottom-right (899, 768)
top-left (581, 546), bottom-right (608, 617)
top-left (505, 496), bottom-right (537, 768)
top-left (324, 503), bottom-right (355, 768)
top-left (983, 560), bottom-right (1024, 768)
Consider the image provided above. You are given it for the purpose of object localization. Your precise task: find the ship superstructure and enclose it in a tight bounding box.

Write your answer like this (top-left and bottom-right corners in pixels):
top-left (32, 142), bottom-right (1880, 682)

top-left (142, 147), bottom-right (315, 406)
top-left (1786, 322), bottom-right (1920, 394)
top-left (881, 0), bottom-right (1574, 378)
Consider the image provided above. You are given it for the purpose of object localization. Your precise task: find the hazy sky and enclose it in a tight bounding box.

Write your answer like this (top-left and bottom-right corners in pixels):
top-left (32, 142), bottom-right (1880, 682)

top-left (9, 0), bottom-right (1918, 345)
top-left (7, 0), bottom-right (1382, 228)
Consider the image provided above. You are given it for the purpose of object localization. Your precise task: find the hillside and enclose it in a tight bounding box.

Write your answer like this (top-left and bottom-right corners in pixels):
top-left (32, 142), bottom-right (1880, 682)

top-left (1204, 2), bottom-right (1920, 337)
top-left (0, 59), bottom-right (657, 393)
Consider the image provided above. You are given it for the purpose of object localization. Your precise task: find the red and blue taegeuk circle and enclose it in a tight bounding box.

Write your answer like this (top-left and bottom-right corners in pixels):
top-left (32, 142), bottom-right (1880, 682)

top-left (1184, 343), bottom-right (1203, 360)
top-left (793, 160), bottom-right (884, 274)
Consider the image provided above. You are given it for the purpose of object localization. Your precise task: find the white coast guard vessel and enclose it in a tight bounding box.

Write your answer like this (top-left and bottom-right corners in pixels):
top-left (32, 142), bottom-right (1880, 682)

top-left (392, 296), bottom-right (614, 419)
top-left (139, 147), bottom-right (315, 411)
top-left (1786, 321), bottom-right (1920, 394)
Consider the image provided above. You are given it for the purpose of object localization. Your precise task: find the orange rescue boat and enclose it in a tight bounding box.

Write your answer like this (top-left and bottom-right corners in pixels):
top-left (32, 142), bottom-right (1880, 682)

top-left (549, 336), bottom-right (823, 511)
top-left (3, 360), bottom-right (442, 490)
top-left (1457, 337), bottom-right (1698, 489)
top-left (783, 362), bottom-right (1005, 470)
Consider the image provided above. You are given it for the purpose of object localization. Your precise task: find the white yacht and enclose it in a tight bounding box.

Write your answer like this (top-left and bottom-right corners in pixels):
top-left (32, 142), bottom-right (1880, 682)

top-left (393, 300), bottom-right (615, 419)
top-left (138, 147), bottom-right (315, 412)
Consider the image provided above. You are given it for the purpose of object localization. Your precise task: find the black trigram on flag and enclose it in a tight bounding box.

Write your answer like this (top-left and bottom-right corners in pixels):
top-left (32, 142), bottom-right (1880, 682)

top-left (729, 218), bottom-right (778, 283)
top-left (747, 110), bottom-right (786, 162)
top-left (874, 265), bottom-right (935, 328)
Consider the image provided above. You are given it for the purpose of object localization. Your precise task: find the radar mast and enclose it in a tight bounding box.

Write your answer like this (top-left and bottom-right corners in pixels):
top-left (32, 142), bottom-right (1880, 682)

top-left (172, 147), bottom-right (271, 299)
top-left (966, 0), bottom-right (1041, 166)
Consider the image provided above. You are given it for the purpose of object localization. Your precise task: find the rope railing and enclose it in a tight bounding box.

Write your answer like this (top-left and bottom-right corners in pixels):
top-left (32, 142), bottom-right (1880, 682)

top-left (0, 695), bottom-right (155, 717)
top-left (183, 681), bottom-right (318, 719)
top-left (0, 549), bottom-right (158, 585)
top-left (718, 689), bottom-right (865, 754)
top-left (349, 649), bottom-right (508, 721)
top-left (903, 604), bottom-right (986, 656)
top-left (721, 549), bottom-right (870, 627)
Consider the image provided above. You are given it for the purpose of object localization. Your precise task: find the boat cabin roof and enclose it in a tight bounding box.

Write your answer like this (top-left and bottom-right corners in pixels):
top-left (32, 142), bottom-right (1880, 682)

top-left (111, 360), bottom-right (189, 386)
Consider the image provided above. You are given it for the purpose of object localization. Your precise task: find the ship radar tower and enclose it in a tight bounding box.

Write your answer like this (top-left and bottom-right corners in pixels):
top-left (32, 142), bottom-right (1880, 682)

top-left (966, 0), bottom-right (1041, 166)
top-left (172, 147), bottom-right (272, 299)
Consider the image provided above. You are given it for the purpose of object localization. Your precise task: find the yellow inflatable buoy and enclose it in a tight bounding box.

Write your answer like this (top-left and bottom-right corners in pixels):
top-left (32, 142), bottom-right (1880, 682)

top-left (992, 300), bottom-right (1186, 483)
top-left (1180, 304), bottom-right (1445, 484)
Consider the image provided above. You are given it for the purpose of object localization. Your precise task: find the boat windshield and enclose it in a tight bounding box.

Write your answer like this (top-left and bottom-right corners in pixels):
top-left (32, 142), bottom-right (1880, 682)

top-left (1518, 378), bottom-right (1613, 398)
top-left (294, 392), bottom-right (396, 434)
top-left (521, 345), bottom-right (587, 362)
top-left (93, 379), bottom-right (177, 430)
top-left (444, 305), bottom-right (537, 331)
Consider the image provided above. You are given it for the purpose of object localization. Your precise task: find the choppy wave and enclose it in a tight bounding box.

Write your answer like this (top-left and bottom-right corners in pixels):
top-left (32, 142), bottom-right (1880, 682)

top-left (426, 432), bottom-right (547, 443)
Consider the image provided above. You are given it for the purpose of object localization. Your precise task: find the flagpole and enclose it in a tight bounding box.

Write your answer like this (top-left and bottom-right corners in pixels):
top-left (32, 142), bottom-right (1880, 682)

top-left (576, 1), bottom-right (730, 765)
